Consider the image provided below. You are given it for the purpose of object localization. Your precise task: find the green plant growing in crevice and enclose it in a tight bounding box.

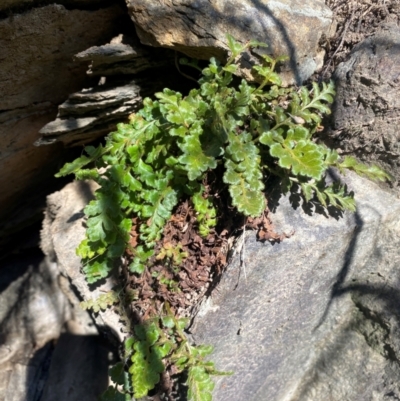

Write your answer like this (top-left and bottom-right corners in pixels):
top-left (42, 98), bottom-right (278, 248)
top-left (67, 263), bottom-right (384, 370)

top-left (101, 306), bottom-right (230, 401)
top-left (57, 34), bottom-right (390, 400)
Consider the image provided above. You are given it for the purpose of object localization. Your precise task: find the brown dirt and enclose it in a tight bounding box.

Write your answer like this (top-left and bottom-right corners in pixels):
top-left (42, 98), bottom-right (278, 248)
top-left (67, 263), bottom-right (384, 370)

top-left (319, 0), bottom-right (400, 80)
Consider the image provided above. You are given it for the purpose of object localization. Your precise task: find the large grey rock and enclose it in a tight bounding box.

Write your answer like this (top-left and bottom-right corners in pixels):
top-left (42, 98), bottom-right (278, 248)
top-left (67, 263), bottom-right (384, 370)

top-left (40, 170), bottom-right (400, 400)
top-left (330, 22), bottom-right (400, 188)
top-left (0, 252), bottom-right (112, 401)
top-left (0, 4), bottom-right (121, 111)
top-left (191, 172), bottom-right (400, 401)
top-left (126, 0), bottom-right (336, 84)
top-left (39, 333), bottom-right (110, 401)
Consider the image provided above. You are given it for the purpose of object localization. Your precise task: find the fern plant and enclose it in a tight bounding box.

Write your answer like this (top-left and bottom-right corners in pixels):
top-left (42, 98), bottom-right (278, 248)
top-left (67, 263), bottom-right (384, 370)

top-left (57, 34), bottom-right (390, 400)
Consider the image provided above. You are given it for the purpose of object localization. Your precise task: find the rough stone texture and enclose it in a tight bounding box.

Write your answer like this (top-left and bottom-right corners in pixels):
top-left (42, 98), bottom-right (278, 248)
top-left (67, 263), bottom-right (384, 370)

top-left (0, 3), bottom-right (122, 230)
top-left (40, 180), bottom-right (127, 342)
top-left (0, 252), bottom-right (70, 401)
top-left (0, 0), bottom-right (111, 12)
top-left (126, 0), bottom-right (336, 84)
top-left (0, 4), bottom-right (121, 111)
top-left (191, 171), bottom-right (400, 401)
top-left (40, 171), bottom-right (400, 400)
top-left (36, 34), bottom-right (188, 146)
top-left (74, 33), bottom-right (175, 77)
top-left (37, 80), bottom-right (143, 146)
top-left (329, 22), bottom-right (400, 188)
top-left (0, 251), bottom-right (112, 401)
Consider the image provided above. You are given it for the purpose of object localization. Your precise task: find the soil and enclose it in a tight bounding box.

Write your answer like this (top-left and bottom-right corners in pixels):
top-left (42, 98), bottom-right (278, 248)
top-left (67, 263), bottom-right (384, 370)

top-left (318, 0), bottom-right (400, 80)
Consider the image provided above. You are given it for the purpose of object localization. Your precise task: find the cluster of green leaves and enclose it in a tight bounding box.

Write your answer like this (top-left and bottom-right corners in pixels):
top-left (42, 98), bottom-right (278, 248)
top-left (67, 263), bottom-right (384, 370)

top-left (57, 34), bottom-right (391, 401)
top-left (102, 309), bottom-right (230, 401)
top-left (57, 34), bottom-right (389, 284)
top-left (80, 290), bottom-right (120, 313)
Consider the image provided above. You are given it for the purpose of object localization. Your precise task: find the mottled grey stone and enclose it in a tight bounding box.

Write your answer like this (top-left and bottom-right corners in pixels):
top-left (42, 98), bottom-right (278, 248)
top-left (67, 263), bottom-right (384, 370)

top-left (191, 172), bottom-right (400, 401)
top-left (37, 81), bottom-right (142, 146)
top-left (0, 253), bottom-right (70, 401)
top-left (127, 0), bottom-right (336, 84)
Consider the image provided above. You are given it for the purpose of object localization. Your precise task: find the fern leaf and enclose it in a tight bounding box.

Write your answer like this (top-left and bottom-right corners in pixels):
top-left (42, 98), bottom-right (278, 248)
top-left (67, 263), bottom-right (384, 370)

top-left (228, 182), bottom-right (266, 217)
top-left (339, 156), bottom-right (392, 182)
top-left (129, 323), bottom-right (166, 399)
top-left (187, 366), bottom-right (215, 401)
top-left (55, 145), bottom-right (105, 177)
top-left (178, 133), bottom-right (217, 181)
top-left (82, 255), bottom-right (114, 284)
top-left (270, 141), bottom-right (325, 180)
top-left (226, 34), bottom-right (246, 58)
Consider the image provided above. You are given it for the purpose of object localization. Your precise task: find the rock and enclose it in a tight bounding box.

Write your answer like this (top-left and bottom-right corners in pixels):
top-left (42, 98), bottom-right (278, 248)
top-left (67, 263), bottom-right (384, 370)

top-left (191, 171), bottom-right (400, 401)
top-left (37, 81), bottom-right (143, 146)
top-left (39, 169), bottom-right (400, 400)
top-left (330, 22), bottom-right (400, 188)
top-left (36, 34), bottom-right (189, 146)
top-left (40, 180), bottom-right (127, 343)
top-left (0, 251), bottom-right (113, 401)
top-left (39, 333), bottom-right (110, 401)
top-left (0, 0), bottom-right (111, 12)
top-left (74, 34), bottom-right (175, 77)
top-left (126, 0), bottom-right (336, 84)
top-left (0, 252), bottom-right (70, 401)
top-left (0, 4), bottom-right (122, 111)
top-left (0, 3), bottom-right (122, 237)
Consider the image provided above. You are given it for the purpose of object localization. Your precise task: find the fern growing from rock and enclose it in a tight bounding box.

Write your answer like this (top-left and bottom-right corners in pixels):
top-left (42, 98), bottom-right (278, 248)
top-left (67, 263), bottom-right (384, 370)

top-left (57, 34), bottom-right (390, 400)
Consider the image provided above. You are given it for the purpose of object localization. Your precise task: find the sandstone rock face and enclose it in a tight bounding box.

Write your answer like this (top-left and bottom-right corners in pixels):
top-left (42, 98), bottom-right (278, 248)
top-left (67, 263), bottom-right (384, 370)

top-left (37, 81), bottom-right (143, 146)
top-left (191, 172), bottom-right (400, 401)
top-left (74, 34), bottom-right (174, 77)
top-left (0, 3), bottom-right (122, 234)
top-left (126, 0), bottom-right (336, 84)
top-left (330, 23), bottom-right (400, 188)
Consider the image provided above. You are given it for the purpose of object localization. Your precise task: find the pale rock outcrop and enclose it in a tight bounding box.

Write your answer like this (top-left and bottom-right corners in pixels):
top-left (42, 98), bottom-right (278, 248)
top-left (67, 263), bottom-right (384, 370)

top-left (37, 34), bottom-right (177, 146)
top-left (126, 0), bottom-right (336, 84)
top-left (40, 180), bottom-right (127, 342)
top-left (0, 251), bottom-right (111, 401)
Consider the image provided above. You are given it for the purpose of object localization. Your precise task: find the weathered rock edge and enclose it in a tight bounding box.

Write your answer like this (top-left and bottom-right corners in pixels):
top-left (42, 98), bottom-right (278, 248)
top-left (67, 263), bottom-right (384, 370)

top-left (330, 22), bottom-right (400, 189)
